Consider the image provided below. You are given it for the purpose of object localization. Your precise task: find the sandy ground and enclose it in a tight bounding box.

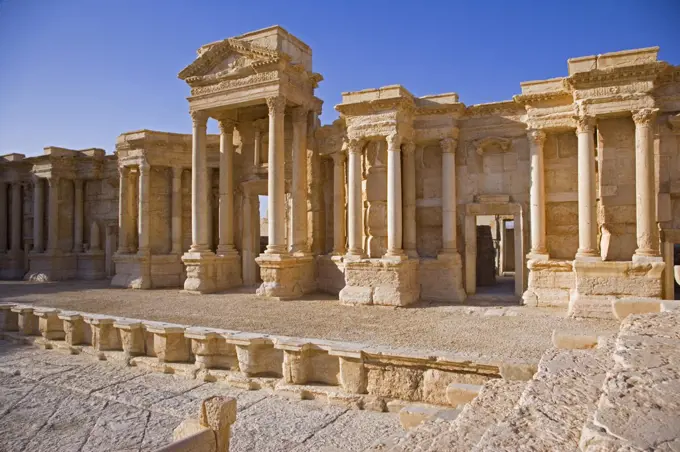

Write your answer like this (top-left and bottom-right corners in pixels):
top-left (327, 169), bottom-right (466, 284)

top-left (0, 280), bottom-right (620, 362)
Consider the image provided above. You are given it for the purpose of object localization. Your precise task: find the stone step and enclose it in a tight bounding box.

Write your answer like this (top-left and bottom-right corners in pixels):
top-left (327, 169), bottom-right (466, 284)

top-left (473, 342), bottom-right (614, 452)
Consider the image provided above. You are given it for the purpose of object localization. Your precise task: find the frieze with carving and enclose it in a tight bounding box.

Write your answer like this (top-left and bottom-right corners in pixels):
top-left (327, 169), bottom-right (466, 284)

top-left (190, 72), bottom-right (279, 96)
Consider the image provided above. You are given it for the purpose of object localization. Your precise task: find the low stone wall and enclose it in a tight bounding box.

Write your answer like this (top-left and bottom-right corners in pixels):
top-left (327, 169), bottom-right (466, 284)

top-left (0, 303), bottom-right (537, 412)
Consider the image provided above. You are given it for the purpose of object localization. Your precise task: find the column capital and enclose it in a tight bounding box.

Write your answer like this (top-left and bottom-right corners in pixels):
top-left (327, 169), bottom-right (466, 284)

top-left (402, 141), bottom-right (416, 154)
top-left (386, 133), bottom-right (401, 152)
top-left (575, 115), bottom-right (596, 134)
top-left (253, 118), bottom-right (268, 131)
top-left (331, 151), bottom-right (347, 165)
top-left (440, 137), bottom-right (457, 154)
top-left (527, 129), bottom-right (546, 146)
top-left (138, 161), bottom-right (150, 174)
top-left (632, 108), bottom-right (659, 126)
top-left (348, 138), bottom-right (365, 154)
top-left (266, 96), bottom-right (286, 115)
top-left (190, 110), bottom-right (208, 127)
top-left (46, 176), bottom-right (60, 187)
top-left (172, 166), bottom-right (183, 179)
top-left (291, 106), bottom-right (309, 124)
top-left (217, 118), bottom-right (236, 134)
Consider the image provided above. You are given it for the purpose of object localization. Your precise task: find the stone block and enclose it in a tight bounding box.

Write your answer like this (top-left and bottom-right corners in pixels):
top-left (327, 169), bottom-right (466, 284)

top-left (422, 369), bottom-right (488, 405)
top-left (58, 312), bottom-right (91, 346)
top-left (399, 404), bottom-right (441, 430)
top-left (186, 327), bottom-right (238, 370)
top-left (84, 315), bottom-right (122, 351)
top-left (338, 357), bottom-right (367, 394)
top-left (366, 364), bottom-right (423, 401)
top-left (11, 306), bottom-right (40, 336)
top-left (612, 298), bottom-right (662, 320)
top-left (145, 322), bottom-right (191, 363)
top-left (551, 330), bottom-right (599, 349)
top-left (114, 319), bottom-right (146, 356)
top-left (0, 304), bottom-right (18, 331)
top-left (199, 396), bottom-right (237, 452)
top-left (228, 334), bottom-right (282, 377)
top-left (499, 362), bottom-right (537, 381)
top-left (256, 255), bottom-right (316, 299)
top-left (35, 308), bottom-right (65, 340)
top-left (446, 383), bottom-right (482, 407)
top-left (341, 259), bottom-right (420, 307)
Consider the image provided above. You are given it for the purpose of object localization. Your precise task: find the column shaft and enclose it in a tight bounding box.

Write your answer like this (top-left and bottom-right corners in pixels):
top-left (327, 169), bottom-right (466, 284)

top-left (217, 119), bottom-right (237, 255)
top-left (73, 179), bottom-right (84, 252)
top-left (265, 96), bottom-right (287, 254)
top-left (385, 133), bottom-right (404, 257)
top-left (46, 178), bottom-right (59, 253)
top-left (171, 167), bottom-right (183, 254)
top-left (291, 107), bottom-right (309, 254)
top-left (0, 182), bottom-right (7, 252)
top-left (528, 129), bottom-right (547, 256)
top-left (402, 142), bottom-right (417, 258)
top-left (347, 140), bottom-right (364, 257)
top-left (190, 111), bottom-right (210, 253)
top-left (575, 116), bottom-right (598, 259)
top-left (332, 152), bottom-right (346, 254)
top-left (117, 167), bottom-right (130, 253)
top-left (10, 182), bottom-right (22, 253)
top-left (633, 108), bottom-right (659, 258)
top-left (33, 178), bottom-right (45, 253)
top-left (137, 163), bottom-right (150, 254)
top-left (441, 138), bottom-right (459, 254)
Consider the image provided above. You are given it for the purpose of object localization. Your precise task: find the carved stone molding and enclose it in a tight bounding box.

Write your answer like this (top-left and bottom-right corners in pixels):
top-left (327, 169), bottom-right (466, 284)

top-left (190, 110), bottom-right (208, 127)
top-left (217, 118), bottom-right (236, 134)
top-left (632, 108), bottom-right (659, 126)
top-left (331, 151), bottom-right (346, 165)
top-left (526, 129), bottom-right (546, 147)
top-left (440, 137), bottom-right (457, 154)
top-left (266, 96), bottom-right (286, 115)
top-left (348, 139), bottom-right (365, 154)
top-left (574, 115), bottom-right (596, 134)
top-left (386, 133), bottom-right (401, 152)
top-left (472, 136), bottom-right (512, 155)
top-left (402, 141), bottom-right (416, 154)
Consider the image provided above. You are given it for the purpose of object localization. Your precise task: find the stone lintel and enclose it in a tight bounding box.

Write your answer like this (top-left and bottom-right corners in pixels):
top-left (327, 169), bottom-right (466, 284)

top-left (224, 332), bottom-right (273, 347)
top-left (145, 322), bottom-right (186, 335)
top-left (113, 319), bottom-right (144, 330)
top-left (11, 305), bottom-right (35, 314)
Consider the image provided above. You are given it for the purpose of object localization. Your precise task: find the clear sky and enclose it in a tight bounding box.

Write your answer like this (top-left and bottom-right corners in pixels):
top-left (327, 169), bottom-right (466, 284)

top-left (0, 0), bottom-right (678, 158)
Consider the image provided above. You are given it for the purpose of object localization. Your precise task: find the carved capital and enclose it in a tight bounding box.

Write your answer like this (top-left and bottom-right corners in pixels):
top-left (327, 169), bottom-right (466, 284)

top-left (402, 141), bottom-right (416, 154)
top-left (190, 110), bottom-right (208, 128)
top-left (527, 129), bottom-right (546, 147)
top-left (574, 115), bottom-right (596, 134)
top-left (386, 133), bottom-right (401, 152)
top-left (632, 108), bottom-right (659, 126)
top-left (331, 151), bottom-right (346, 165)
top-left (348, 139), bottom-right (364, 155)
top-left (217, 118), bottom-right (236, 134)
top-left (440, 137), bottom-right (457, 154)
top-left (291, 106), bottom-right (308, 124)
top-left (266, 96), bottom-right (286, 116)
top-left (138, 161), bottom-right (150, 174)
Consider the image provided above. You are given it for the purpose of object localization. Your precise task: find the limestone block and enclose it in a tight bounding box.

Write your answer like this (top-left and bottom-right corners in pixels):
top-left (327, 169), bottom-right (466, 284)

top-left (315, 255), bottom-right (345, 295)
top-left (113, 319), bottom-right (146, 356)
top-left (256, 255), bottom-right (316, 300)
top-left (366, 364), bottom-right (424, 402)
top-left (341, 259), bottom-right (420, 307)
top-left (181, 252), bottom-right (217, 294)
top-left (11, 306), bottom-right (40, 336)
top-left (419, 255), bottom-right (466, 303)
top-left (145, 322), bottom-right (191, 363)
top-left (338, 357), bottom-right (367, 394)
top-left (574, 260), bottom-right (664, 298)
top-left (227, 333), bottom-right (282, 377)
top-left (35, 308), bottom-right (65, 340)
top-left (172, 418), bottom-right (210, 443)
top-left (84, 315), bottom-right (122, 351)
top-left (399, 404), bottom-right (442, 430)
top-left (446, 383), bottom-right (483, 407)
top-left (551, 330), bottom-right (599, 349)
top-left (58, 312), bottom-right (91, 346)
top-left (499, 362), bottom-right (537, 381)
top-left (0, 304), bottom-right (18, 331)
top-left (421, 369), bottom-right (489, 405)
top-left (612, 298), bottom-right (662, 320)
top-left (185, 327), bottom-right (238, 370)
top-left (338, 285), bottom-right (373, 305)
top-left (199, 396), bottom-right (237, 452)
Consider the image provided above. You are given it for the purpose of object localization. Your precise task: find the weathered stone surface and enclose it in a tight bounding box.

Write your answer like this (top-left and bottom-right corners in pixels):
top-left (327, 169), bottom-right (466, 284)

top-left (445, 383), bottom-right (482, 407)
top-left (81, 402), bottom-right (151, 452)
top-left (40, 362), bottom-right (148, 394)
top-left (399, 404), bottom-right (445, 430)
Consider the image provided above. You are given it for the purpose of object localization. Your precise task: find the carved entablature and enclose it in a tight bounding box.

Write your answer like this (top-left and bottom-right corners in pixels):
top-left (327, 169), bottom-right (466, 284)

top-left (464, 101), bottom-right (524, 119)
top-left (337, 89), bottom-right (416, 142)
top-left (472, 136), bottom-right (512, 155)
top-left (654, 66), bottom-right (680, 112)
top-left (316, 119), bottom-right (346, 156)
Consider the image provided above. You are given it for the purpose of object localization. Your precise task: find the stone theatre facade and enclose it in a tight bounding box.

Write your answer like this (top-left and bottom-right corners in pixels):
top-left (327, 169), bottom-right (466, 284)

top-left (1, 26), bottom-right (679, 318)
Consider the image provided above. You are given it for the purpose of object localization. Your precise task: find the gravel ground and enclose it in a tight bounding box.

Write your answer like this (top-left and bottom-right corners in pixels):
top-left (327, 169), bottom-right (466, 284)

top-left (0, 280), bottom-right (620, 362)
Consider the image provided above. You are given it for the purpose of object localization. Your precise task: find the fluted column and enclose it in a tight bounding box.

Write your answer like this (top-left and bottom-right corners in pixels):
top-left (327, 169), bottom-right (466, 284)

top-left (331, 151), bottom-right (346, 255)
top-left (46, 177), bottom-right (59, 253)
top-left (632, 108), bottom-right (660, 259)
top-left (346, 139), bottom-right (364, 258)
top-left (171, 167), bottom-right (183, 254)
top-left (440, 137), bottom-right (458, 255)
top-left (137, 162), bottom-right (150, 255)
top-left (33, 177), bottom-right (45, 253)
top-left (217, 119), bottom-right (237, 255)
top-left (291, 106), bottom-right (309, 254)
top-left (265, 96), bottom-right (287, 255)
top-left (402, 141), bottom-right (417, 258)
top-left (73, 179), bottom-right (84, 253)
top-left (575, 115), bottom-right (599, 259)
top-left (117, 167), bottom-right (131, 253)
top-left (10, 182), bottom-right (22, 253)
top-left (385, 133), bottom-right (404, 258)
top-left (190, 110), bottom-right (210, 253)
top-left (527, 129), bottom-right (548, 258)
top-left (0, 182), bottom-right (7, 253)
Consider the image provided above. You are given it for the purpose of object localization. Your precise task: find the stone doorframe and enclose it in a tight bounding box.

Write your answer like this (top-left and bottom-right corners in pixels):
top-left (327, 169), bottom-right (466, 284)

top-left (661, 228), bottom-right (680, 300)
top-left (464, 202), bottom-right (525, 297)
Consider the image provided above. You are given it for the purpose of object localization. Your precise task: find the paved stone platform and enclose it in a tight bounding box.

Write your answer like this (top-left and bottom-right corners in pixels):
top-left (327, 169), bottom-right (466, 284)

top-left (0, 280), bottom-right (619, 362)
top-left (0, 340), bottom-right (401, 452)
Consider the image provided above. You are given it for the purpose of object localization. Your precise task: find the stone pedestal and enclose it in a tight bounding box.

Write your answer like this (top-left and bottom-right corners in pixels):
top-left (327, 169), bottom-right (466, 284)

top-left (419, 253), bottom-right (465, 302)
top-left (255, 254), bottom-right (316, 300)
top-left (316, 255), bottom-right (346, 295)
top-left (25, 252), bottom-right (77, 282)
top-left (523, 259), bottom-right (574, 307)
top-left (111, 253), bottom-right (151, 289)
top-left (182, 252), bottom-right (242, 294)
top-left (339, 258), bottom-right (419, 306)
top-left (76, 251), bottom-right (106, 280)
top-left (568, 260), bottom-right (665, 319)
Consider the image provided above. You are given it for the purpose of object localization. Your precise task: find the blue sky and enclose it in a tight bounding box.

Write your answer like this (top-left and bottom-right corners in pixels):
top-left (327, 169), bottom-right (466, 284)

top-left (0, 0), bottom-right (678, 157)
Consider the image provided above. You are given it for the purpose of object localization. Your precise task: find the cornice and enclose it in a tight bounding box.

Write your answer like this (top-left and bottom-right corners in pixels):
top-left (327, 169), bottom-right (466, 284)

top-left (567, 61), bottom-right (669, 89)
top-left (464, 101), bottom-right (524, 118)
top-left (513, 90), bottom-right (573, 105)
top-left (335, 97), bottom-right (416, 117)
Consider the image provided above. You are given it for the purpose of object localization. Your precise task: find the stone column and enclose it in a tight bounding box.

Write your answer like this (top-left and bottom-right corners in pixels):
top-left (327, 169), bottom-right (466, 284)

top-left (171, 167), bottom-right (183, 254)
top-left (402, 141), bottom-right (418, 258)
top-left (265, 96), bottom-right (287, 255)
top-left (440, 137), bottom-right (458, 255)
top-left (46, 178), bottom-right (59, 253)
top-left (217, 119), bottom-right (237, 256)
top-left (117, 166), bottom-right (131, 253)
top-left (385, 133), bottom-right (404, 258)
top-left (190, 110), bottom-right (210, 253)
top-left (346, 139), bottom-right (364, 258)
top-left (242, 193), bottom-right (256, 285)
top-left (331, 151), bottom-right (346, 255)
top-left (632, 108), bottom-right (660, 259)
top-left (291, 107), bottom-right (309, 255)
top-left (73, 179), bottom-right (84, 252)
top-left (527, 129), bottom-right (548, 258)
top-left (575, 115), bottom-right (599, 259)
top-left (253, 119), bottom-right (267, 168)
top-left (137, 162), bottom-right (150, 255)
top-left (32, 177), bottom-right (45, 253)
top-left (10, 182), bottom-right (22, 253)
top-left (0, 182), bottom-right (7, 253)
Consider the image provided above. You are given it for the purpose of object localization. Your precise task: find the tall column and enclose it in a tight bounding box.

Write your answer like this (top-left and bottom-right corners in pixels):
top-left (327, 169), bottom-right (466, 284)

top-left (440, 137), bottom-right (459, 255)
top-left (402, 141), bottom-right (418, 258)
top-left (217, 119), bottom-right (237, 255)
top-left (265, 96), bottom-right (287, 255)
top-left (527, 129), bottom-right (548, 258)
top-left (346, 139), bottom-right (364, 258)
top-left (632, 108), bottom-right (660, 259)
top-left (189, 110), bottom-right (210, 253)
top-left (171, 167), bottom-right (183, 254)
top-left (331, 151), bottom-right (346, 255)
top-left (73, 179), bottom-right (84, 252)
top-left (10, 182), bottom-right (22, 253)
top-left (253, 119), bottom-right (267, 168)
top-left (385, 133), bottom-right (404, 258)
top-left (291, 106), bottom-right (309, 255)
top-left (0, 182), bottom-right (7, 253)
top-left (117, 167), bottom-right (131, 253)
top-left (46, 177), bottom-right (59, 253)
top-left (137, 162), bottom-right (150, 255)
top-left (575, 115), bottom-right (599, 259)
top-left (242, 193), bottom-right (255, 285)
top-left (33, 177), bottom-right (45, 253)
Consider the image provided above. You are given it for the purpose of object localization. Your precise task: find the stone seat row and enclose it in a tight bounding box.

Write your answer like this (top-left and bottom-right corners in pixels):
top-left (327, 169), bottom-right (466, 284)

top-left (0, 303), bottom-right (536, 411)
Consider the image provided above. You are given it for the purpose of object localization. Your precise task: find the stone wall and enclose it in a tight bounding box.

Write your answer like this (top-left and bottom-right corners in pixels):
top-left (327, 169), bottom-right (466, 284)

top-left (415, 143), bottom-right (443, 258)
top-left (150, 167), bottom-right (172, 254)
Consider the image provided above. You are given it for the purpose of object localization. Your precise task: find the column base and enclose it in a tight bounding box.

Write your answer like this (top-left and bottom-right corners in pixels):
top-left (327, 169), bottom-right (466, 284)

top-left (25, 252), bottom-right (78, 282)
top-left (182, 251), bottom-right (242, 294)
top-left (339, 258), bottom-right (419, 306)
top-left (632, 253), bottom-right (663, 264)
top-left (522, 259), bottom-right (573, 308)
top-left (255, 254), bottom-right (316, 300)
top-left (419, 253), bottom-right (466, 303)
top-left (111, 253), bottom-right (151, 289)
top-left (568, 259), bottom-right (665, 319)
